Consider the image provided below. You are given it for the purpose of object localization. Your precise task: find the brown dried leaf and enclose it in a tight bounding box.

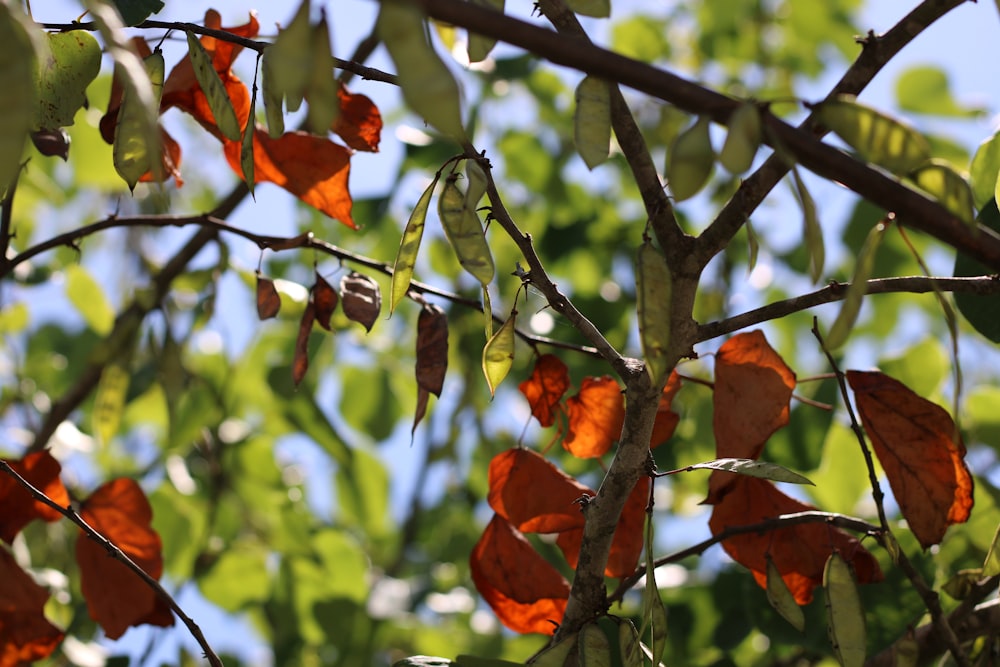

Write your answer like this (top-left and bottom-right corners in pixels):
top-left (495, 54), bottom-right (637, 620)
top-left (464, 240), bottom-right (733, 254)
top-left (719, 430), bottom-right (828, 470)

top-left (340, 271), bottom-right (381, 333)
top-left (412, 304), bottom-right (449, 435)
top-left (313, 272), bottom-right (338, 331)
top-left (255, 273), bottom-right (281, 320)
top-left (293, 302), bottom-right (316, 387)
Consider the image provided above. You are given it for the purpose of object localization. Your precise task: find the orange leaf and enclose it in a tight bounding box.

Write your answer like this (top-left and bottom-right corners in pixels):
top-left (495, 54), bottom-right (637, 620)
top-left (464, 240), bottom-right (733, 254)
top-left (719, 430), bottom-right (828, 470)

top-left (518, 354), bottom-right (570, 428)
top-left (847, 370), bottom-right (974, 548)
top-left (557, 476), bottom-right (648, 577)
top-left (333, 84), bottom-right (383, 152)
top-left (224, 129), bottom-right (355, 228)
top-left (708, 475), bottom-right (881, 604)
top-left (77, 479), bottom-right (173, 639)
top-left (563, 376), bottom-right (625, 458)
top-left (707, 330), bottom-right (796, 503)
top-left (488, 448), bottom-right (592, 533)
top-left (0, 548), bottom-right (63, 666)
top-left (0, 451), bottom-right (69, 543)
top-left (470, 514), bottom-right (570, 634)
top-left (650, 370), bottom-right (682, 448)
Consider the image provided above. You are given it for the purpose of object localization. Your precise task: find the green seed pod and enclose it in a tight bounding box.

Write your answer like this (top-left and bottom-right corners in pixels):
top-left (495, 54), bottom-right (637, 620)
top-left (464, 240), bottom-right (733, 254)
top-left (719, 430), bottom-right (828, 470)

top-left (667, 115), bottom-right (715, 201)
top-left (719, 102), bottom-right (762, 175)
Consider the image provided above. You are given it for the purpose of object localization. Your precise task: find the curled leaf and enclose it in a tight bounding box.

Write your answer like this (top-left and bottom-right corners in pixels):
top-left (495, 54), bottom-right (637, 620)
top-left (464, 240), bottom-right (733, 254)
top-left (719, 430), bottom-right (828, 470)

top-left (482, 310), bottom-right (516, 396)
top-left (340, 272), bottom-right (381, 332)
top-left (574, 76), bottom-right (611, 170)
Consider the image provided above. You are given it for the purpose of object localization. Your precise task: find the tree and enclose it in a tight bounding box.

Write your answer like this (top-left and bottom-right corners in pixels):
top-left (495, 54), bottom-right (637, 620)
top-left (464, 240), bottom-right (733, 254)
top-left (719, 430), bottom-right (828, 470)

top-left (2, 0), bottom-right (1000, 665)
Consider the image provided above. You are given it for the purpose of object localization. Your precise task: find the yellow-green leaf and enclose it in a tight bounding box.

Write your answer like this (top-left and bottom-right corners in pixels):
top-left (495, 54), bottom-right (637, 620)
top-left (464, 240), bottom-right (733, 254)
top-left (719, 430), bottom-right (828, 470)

top-left (261, 49), bottom-right (285, 139)
top-left (0, 302), bottom-right (29, 335)
top-left (93, 362), bottom-right (130, 447)
top-left (186, 30), bottom-right (240, 141)
top-left (438, 176), bottom-right (495, 286)
top-left (391, 175), bottom-right (439, 314)
top-left (636, 238), bottom-right (672, 386)
top-left (267, 0), bottom-right (312, 114)
top-left (983, 522), bottom-right (1000, 576)
top-left (574, 76), bottom-right (611, 170)
top-left (969, 132), bottom-right (1000, 210)
top-left (824, 553), bottom-right (866, 667)
top-left (33, 31), bottom-right (101, 130)
top-left (825, 222), bottom-right (884, 350)
top-left (378, 1), bottom-right (466, 141)
top-left (306, 14), bottom-right (339, 134)
top-left (667, 116), bottom-right (714, 201)
top-left (482, 310), bottom-right (515, 396)
top-left (564, 0), bottom-right (610, 18)
top-left (467, 0), bottom-right (504, 63)
top-left (0, 2), bottom-right (40, 195)
top-left (719, 102), bottom-right (762, 175)
top-left (65, 264), bottom-right (115, 336)
top-left (766, 556), bottom-right (805, 632)
top-left (241, 75), bottom-right (256, 195)
top-left (816, 95), bottom-right (931, 176)
top-left (792, 168), bottom-right (824, 283)
top-left (579, 624), bottom-right (611, 667)
top-left (113, 49), bottom-right (164, 190)
top-left (908, 159), bottom-right (974, 225)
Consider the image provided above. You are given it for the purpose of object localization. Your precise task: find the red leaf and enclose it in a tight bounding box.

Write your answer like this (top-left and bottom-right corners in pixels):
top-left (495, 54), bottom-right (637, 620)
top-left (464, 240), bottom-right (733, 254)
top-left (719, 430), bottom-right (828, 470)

top-left (557, 476), bottom-right (648, 577)
top-left (0, 548), bottom-right (63, 666)
top-left (563, 376), bottom-right (625, 458)
top-left (707, 330), bottom-right (796, 503)
top-left (77, 479), bottom-right (173, 639)
top-left (224, 129), bottom-right (355, 227)
top-left (708, 475), bottom-right (882, 604)
top-left (650, 370), bottom-right (682, 448)
top-left (470, 514), bottom-right (570, 634)
top-left (340, 271), bottom-right (381, 332)
top-left (256, 273), bottom-right (281, 320)
top-left (293, 302), bottom-right (316, 387)
top-left (312, 272), bottom-right (338, 330)
top-left (488, 448), bottom-right (592, 533)
top-left (847, 370), bottom-right (974, 548)
top-left (0, 451), bottom-right (69, 543)
top-left (518, 354), bottom-right (570, 428)
top-left (332, 84), bottom-right (382, 152)
top-left (413, 305), bottom-right (449, 434)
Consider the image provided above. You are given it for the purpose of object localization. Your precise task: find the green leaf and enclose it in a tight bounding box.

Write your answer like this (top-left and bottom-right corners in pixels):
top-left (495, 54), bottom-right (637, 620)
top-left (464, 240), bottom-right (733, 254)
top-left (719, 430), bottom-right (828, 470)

top-left (93, 362), bottom-right (130, 447)
top-left (895, 65), bottom-right (983, 118)
top-left (825, 221), bottom-right (885, 350)
top-left (816, 95), bottom-right (931, 176)
top-left (0, 3), bottom-right (39, 195)
top-left (574, 76), bottom-right (611, 170)
top-left (908, 159), bottom-right (974, 225)
top-left (719, 102), bottom-right (762, 175)
top-left (391, 175), bottom-right (439, 313)
top-left (482, 310), bottom-right (515, 396)
top-left (198, 544), bottom-right (272, 611)
top-left (611, 16), bottom-right (670, 62)
top-left (983, 523), bottom-right (1000, 577)
top-left (766, 556), bottom-right (805, 631)
top-left (65, 264), bottom-right (115, 335)
top-left (792, 168), bottom-right (824, 283)
top-left (636, 238), bottom-right (672, 386)
top-left (824, 553), bottom-right (866, 667)
top-left (438, 176), bottom-right (495, 286)
top-left (970, 132), bottom-right (1000, 210)
top-left (378, 2), bottom-right (466, 140)
top-left (564, 0), bottom-right (610, 18)
top-left (954, 199), bottom-right (1000, 342)
top-left (466, 0), bottom-right (504, 63)
top-left (667, 116), bottom-right (714, 201)
top-left (305, 14), bottom-right (339, 134)
top-left (0, 302), bottom-right (29, 335)
top-left (878, 338), bottom-right (948, 397)
top-left (111, 0), bottom-right (164, 26)
top-left (33, 31), bottom-right (101, 130)
top-left (686, 458), bottom-right (814, 485)
top-left (186, 31), bottom-right (240, 142)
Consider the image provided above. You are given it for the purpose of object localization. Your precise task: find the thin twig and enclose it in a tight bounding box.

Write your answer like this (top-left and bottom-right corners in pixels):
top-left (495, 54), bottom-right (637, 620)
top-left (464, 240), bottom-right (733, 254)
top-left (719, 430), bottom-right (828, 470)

top-left (697, 275), bottom-right (1000, 342)
top-left (608, 510), bottom-right (881, 605)
top-left (0, 459), bottom-right (224, 667)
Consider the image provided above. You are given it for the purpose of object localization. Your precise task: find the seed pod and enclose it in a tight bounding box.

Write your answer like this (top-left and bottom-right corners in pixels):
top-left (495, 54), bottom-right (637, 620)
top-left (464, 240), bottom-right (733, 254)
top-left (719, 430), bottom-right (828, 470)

top-left (636, 238), bottom-right (672, 386)
top-left (482, 309), bottom-right (515, 396)
top-left (114, 49), bottom-right (164, 190)
top-left (466, 0), bottom-right (504, 62)
top-left (574, 76), bottom-right (611, 170)
top-left (438, 176), bottom-right (495, 286)
top-left (824, 553), bottom-right (866, 667)
top-left (766, 555), bottom-right (805, 632)
top-left (186, 30), bottom-right (240, 141)
top-left (667, 115), bottom-right (715, 201)
top-left (719, 102), bottom-right (762, 175)
top-left (578, 623), bottom-right (611, 667)
top-left (391, 175), bottom-right (439, 314)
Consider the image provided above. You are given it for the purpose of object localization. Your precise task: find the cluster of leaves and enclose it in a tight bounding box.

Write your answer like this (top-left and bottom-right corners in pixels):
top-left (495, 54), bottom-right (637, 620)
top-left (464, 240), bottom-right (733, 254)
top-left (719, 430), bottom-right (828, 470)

top-left (1, 452), bottom-right (171, 663)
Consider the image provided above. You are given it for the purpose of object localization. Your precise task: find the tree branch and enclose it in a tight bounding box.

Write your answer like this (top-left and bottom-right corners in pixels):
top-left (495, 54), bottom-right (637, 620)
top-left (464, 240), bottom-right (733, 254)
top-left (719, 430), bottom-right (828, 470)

top-left (413, 0), bottom-right (1000, 271)
top-left (697, 275), bottom-right (1000, 342)
top-left (0, 459), bottom-right (224, 667)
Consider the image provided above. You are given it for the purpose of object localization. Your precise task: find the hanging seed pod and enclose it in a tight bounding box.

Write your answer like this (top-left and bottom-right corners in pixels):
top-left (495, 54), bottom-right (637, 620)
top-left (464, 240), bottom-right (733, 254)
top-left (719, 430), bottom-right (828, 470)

top-left (667, 115), bottom-right (715, 201)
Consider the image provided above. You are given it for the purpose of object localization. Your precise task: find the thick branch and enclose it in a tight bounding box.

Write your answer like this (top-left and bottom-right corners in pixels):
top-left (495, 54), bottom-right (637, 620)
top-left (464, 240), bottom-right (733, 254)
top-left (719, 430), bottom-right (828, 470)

top-left (0, 459), bottom-right (223, 667)
top-left (697, 275), bottom-right (1000, 342)
top-left (414, 0), bottom-right (1000, 271)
